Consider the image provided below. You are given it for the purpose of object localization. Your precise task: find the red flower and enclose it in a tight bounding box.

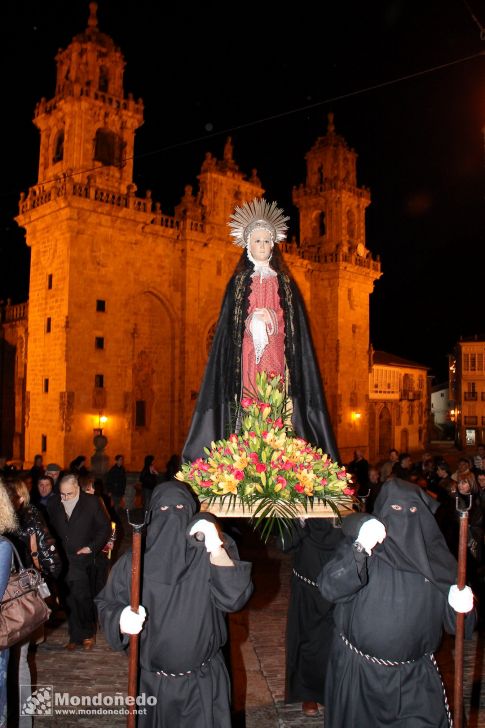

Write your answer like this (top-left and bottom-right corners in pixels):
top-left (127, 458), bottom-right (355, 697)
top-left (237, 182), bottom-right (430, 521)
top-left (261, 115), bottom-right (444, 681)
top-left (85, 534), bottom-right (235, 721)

top-left (261, 431), bottom-right (268, 439)
top-left (255, 463), bottom-right (266, 473)
top-left (320, 478), bottom-right (328, 486)
top-left (249, 453), bottom-right (260, 464)
top-left (343, 487), bottom-right (355, 496)
top-left (229, 434), bottom-right (238, 443)
top-left (233, 469), bottom-right (245, 481)
top-left (294, 483), bottom-right (305, 493)
top-left (273, 417), bottom-right (283, 428)
top-left (249, 431), bottom-right (256, 438)
top-left (337, 471), bottom-right (347, 480)
top-left (240, 398), bottom-right (254, 409)
top-left (276, 476), bottom-right (287, 488)
top-left (200, 481), bottom-right (212, 488)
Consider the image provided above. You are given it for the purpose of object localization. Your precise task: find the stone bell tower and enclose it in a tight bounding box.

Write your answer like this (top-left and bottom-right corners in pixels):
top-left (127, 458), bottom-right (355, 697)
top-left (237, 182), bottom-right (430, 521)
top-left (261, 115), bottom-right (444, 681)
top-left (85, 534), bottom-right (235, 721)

top-left (34, 1), bottom-right (142, 193)
top-left (16, 3), bottom-right (146, 467)
top-left (293, 114), bottom-right (382, 460)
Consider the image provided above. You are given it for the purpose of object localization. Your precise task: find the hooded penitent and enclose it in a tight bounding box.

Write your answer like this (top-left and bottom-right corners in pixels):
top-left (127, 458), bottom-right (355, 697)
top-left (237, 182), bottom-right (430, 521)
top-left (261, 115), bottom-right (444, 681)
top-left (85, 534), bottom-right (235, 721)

top-left (95, 479), bottom-right (253, 728)
top-left (372, 478), bottom-right (457, 596)
top-left (317, 477), bottom-right (468, 728)
top-left (144, 480), bottom-right (199, 585)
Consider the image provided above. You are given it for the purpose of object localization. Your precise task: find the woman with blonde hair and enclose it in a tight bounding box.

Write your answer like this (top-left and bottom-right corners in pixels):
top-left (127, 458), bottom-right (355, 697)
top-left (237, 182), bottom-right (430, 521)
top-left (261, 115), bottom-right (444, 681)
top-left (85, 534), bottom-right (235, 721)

top-left (0, 478), bottom-right (18, 727)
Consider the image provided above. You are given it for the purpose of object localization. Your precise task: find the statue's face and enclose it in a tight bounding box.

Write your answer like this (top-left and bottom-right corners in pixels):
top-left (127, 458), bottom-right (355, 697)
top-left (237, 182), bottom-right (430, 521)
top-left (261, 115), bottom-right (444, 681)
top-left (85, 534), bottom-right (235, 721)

top-left (248, 227), bottom-right (273, 262)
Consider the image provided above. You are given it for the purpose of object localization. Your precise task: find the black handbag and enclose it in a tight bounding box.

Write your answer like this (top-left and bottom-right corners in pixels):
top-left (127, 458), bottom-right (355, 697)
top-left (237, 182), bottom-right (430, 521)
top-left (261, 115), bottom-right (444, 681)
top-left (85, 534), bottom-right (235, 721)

top-left (0, 538), bottom-right (51, 649)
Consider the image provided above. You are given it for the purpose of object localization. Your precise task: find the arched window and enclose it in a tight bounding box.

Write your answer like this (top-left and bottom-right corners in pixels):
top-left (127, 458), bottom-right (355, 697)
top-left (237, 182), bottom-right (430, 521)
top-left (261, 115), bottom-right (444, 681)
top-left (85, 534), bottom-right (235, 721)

top-left (347, 209), bottom-right (355, 241)
top-left (94, 129), bottom-right (125, 168)
top-left (53, 130), bottom-right (64, 163)
top-left (99, 66), bottom-right (109, 93)
top-left (318, 211), bottom-right (326, 237)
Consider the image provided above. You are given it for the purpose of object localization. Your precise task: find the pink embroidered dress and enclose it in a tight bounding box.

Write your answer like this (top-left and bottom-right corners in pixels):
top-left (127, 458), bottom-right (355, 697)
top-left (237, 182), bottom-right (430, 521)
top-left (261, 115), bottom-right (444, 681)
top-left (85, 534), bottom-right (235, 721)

top-left (242, 270), bottom-right (285, 396)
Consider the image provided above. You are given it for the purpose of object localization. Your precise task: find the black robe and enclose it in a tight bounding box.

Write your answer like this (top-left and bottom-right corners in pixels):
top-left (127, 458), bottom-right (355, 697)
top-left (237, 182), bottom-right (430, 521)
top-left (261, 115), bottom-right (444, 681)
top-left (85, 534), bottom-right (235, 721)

top-left (95, 482), bottom-right (253, 728)
top-left (281, 519), bottom-right (344, 704)
top-left (318, 480), bottom-right (475, 728)
top-left (182, 250), bottom-right (338, 463)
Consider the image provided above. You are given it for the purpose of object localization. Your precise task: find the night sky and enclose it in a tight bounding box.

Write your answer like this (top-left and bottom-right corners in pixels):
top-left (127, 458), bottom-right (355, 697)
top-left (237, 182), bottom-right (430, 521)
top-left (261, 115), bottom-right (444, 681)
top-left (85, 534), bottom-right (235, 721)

top-left (1, 0), bottom-right (484, 382)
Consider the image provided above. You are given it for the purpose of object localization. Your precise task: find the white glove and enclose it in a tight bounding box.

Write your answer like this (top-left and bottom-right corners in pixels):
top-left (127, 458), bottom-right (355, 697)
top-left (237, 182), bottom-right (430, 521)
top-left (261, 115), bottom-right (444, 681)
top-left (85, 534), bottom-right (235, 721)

top-left (119, 605), bottom-right (146, 635)
top-left (448, 585), bottom-right (474, 613)
top-left (356, 519), bottom-right (386, 555)
top-left (189, 520), bottom-right (223, 553)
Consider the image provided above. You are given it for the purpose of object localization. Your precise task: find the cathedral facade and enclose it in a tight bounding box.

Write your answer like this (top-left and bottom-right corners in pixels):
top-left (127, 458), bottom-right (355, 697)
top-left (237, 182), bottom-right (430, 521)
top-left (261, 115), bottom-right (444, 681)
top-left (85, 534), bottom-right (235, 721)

top-left (3, 6), bottom-right (397, 470)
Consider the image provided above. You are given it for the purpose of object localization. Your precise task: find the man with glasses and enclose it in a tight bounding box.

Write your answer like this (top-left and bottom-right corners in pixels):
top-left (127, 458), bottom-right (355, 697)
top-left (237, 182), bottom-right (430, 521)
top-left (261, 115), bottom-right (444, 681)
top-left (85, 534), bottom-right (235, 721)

top-left (48, 474), bottom-right (111, 651)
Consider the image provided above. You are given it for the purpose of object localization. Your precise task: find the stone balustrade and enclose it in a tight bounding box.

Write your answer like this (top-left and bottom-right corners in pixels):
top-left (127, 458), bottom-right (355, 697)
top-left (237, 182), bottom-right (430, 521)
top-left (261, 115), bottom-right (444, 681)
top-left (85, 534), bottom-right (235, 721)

top-left (36, 86), bottom-right (143, 117)
top-left (293, 181), bottom-right (370, 199)
top-left (17, 180), bottom-right (207, 234)
top-left (1, 301), bottom-right (28, 323)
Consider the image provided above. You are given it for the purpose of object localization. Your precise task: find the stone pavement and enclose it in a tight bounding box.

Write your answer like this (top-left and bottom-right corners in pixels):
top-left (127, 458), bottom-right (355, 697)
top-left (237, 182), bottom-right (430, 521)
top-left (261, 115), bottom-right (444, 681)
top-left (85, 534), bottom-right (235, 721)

top-left (25, 520), bottom-right (485, 727)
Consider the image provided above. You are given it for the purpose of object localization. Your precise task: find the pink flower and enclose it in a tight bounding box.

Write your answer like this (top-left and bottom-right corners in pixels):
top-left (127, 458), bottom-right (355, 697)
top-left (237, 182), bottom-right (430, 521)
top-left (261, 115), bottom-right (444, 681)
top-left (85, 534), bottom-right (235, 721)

top-left (343, 487), bottom-right (355, 496)
top-left (229, 434), bottom-right (238, 443)
top-left (249, 453), bottom-right (260, 464)
top-left (240, 398), bottom-right (254, 409)
top-left (337, 471), bottom-right (347, 480)
top-left (276, 476), bottom-right (287, 488)
top-left (200, 480), bottom-right (212, 488)
top-left (273, 417), bottom-right (283, 428)
top-left (294, 483), bottom-right (305, 493)
top-left (258, 402), bottom-right (270, 411)
top-left (255, 463), bottom-right (266, 473)
top-left (261, 431), bottom-right (268, 439)
top-left (320, 478), bottom-right (328, 486)
top-left (233, 469), bottom-right (245, 481)
top-left (198, 462), bottom-right (209, 471)
top-left (249, 431), bottom-right (256, 438)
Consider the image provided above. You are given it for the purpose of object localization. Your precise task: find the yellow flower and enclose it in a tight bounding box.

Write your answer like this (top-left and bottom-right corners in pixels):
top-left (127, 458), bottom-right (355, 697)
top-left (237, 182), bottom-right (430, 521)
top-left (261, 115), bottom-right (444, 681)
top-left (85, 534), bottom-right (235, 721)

top-left (220, 475), bottom-right (239, 495)
top-left (262, 406), bottom-right (271, 420)
top-left (233, 454), bottom-right (249, 470)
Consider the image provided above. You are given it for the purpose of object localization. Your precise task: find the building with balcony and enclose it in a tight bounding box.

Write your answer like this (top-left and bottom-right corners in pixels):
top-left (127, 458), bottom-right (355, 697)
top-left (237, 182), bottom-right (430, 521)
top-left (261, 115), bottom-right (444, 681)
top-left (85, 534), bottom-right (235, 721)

top-left (449, 337), bottom-right (485, 449)
top-left (368, 349), bottom-right (430, 459)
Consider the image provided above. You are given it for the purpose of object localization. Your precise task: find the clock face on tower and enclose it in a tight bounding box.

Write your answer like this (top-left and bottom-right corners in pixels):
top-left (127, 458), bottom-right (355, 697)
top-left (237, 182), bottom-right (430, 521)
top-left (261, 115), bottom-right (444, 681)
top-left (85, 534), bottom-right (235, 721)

top-left (356, 243), bottom-right (366, 257)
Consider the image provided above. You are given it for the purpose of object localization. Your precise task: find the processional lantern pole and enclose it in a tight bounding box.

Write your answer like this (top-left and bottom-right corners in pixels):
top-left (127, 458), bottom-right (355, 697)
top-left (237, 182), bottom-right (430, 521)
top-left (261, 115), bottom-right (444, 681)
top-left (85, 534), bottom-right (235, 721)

top-left (453, 493), bottom-right (472, 728)
top-left (126, 509), bottom-right (148, 728)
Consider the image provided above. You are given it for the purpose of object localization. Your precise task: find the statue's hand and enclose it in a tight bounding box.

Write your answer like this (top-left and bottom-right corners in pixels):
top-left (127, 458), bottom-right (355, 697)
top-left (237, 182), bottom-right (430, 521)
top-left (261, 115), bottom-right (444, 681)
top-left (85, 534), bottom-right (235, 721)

top-left (253, 308), bottom-right (273, 325)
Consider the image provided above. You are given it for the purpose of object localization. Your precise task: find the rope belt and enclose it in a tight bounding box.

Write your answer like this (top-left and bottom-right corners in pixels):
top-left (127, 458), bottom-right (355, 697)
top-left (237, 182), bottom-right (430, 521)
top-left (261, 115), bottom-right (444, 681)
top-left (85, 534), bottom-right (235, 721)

top-left (340, 633), bottom-right (430, 666)
top-left (339, 635), bottom-right (452, 726)
top-left (155, 658), bottom-right (211, 678)
top-left (293, 568), bottom-right (318, 588)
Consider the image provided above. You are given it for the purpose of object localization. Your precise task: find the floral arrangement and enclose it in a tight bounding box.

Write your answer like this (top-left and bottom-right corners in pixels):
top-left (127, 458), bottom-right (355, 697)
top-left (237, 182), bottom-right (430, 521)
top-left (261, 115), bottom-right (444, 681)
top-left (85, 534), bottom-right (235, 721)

top-left (176, 371), bottom-right (356, 540)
